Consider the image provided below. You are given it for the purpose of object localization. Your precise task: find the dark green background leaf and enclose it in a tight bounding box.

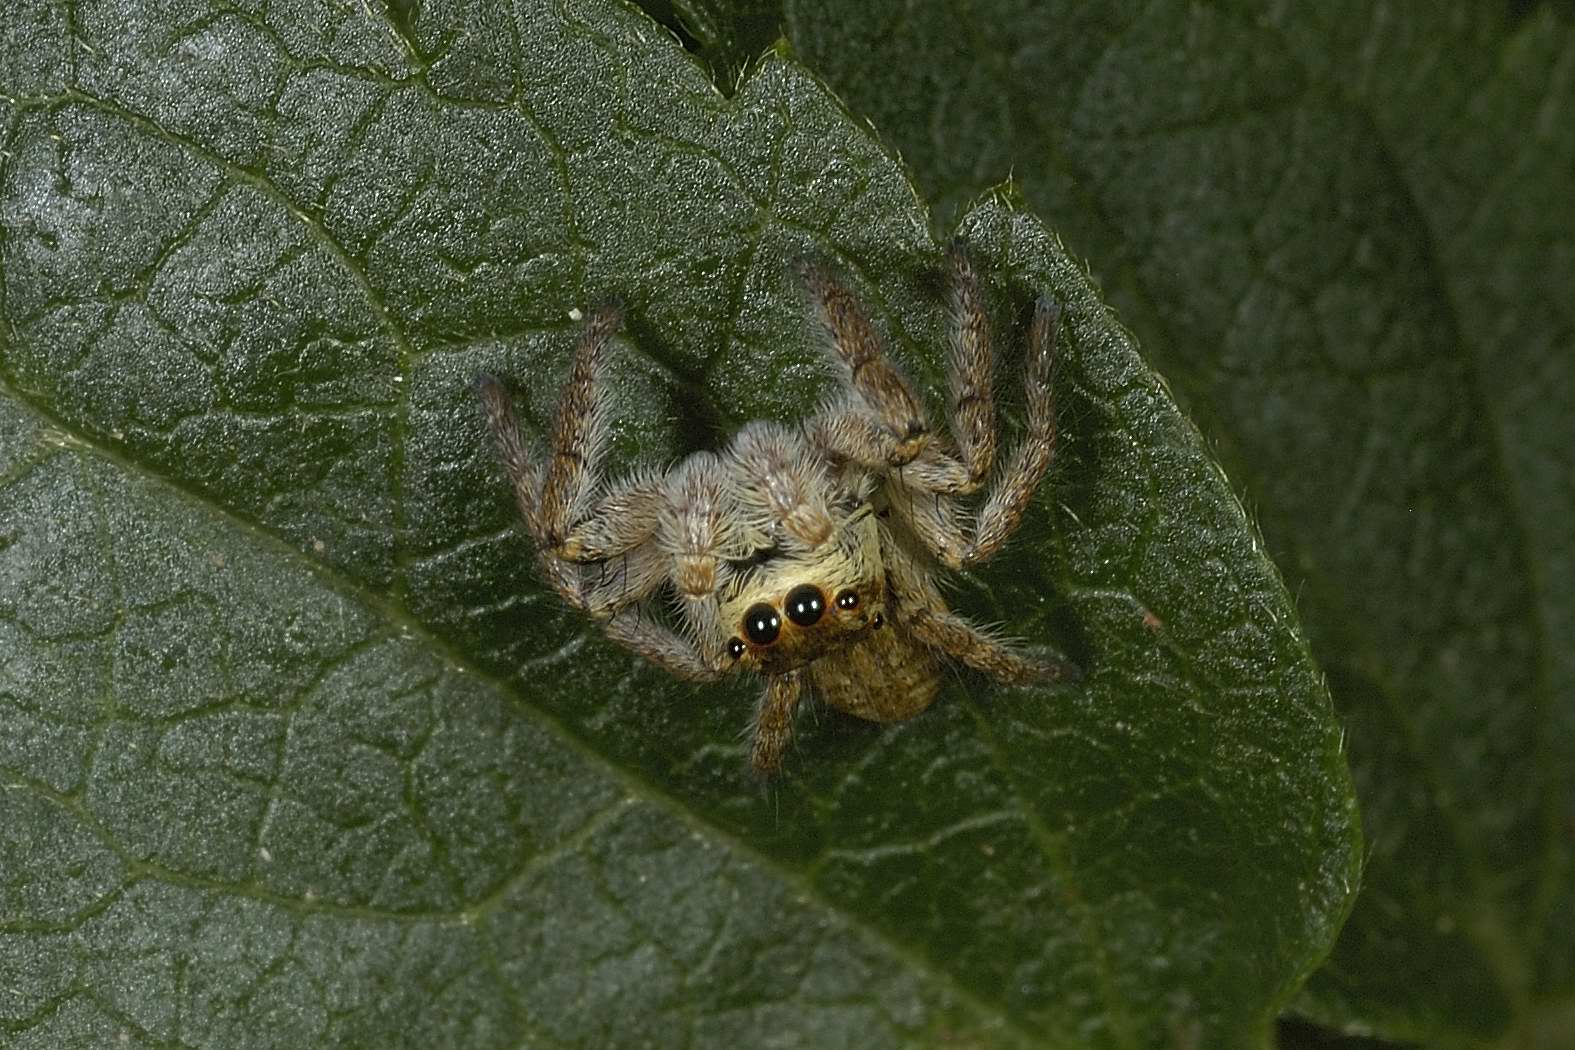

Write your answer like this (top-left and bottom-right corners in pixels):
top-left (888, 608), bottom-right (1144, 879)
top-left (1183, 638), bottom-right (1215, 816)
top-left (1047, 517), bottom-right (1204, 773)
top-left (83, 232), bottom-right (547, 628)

top-left (768, 0), bottom-right (1575, 1045)
top-left (0, 1), bottom-right (1355, 1046)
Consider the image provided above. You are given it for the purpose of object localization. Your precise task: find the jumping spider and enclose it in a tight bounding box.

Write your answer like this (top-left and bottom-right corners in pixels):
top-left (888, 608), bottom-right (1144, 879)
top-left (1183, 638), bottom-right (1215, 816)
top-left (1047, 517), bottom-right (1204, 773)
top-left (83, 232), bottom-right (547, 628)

top-left (476, 245), bottom-right (1076, 776)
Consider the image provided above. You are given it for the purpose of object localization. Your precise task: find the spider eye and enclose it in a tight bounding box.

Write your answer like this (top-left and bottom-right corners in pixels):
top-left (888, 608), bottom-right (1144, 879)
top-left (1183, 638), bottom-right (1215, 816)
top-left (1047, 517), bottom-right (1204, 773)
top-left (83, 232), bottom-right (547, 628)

top-left (743, 603), bottom-right (782, 646)
top-left (726, 637), bottom-right (745, 659)
top-left (784, 584), bottom-right (825, 627)
top-left (835, 589), bottom-right (860, 610)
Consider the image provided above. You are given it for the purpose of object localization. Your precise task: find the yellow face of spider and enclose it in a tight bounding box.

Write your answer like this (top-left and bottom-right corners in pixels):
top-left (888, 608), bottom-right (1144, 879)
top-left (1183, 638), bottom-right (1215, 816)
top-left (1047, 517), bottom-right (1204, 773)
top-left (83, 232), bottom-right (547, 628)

top-left (718, 509), bottom-right (888, 675)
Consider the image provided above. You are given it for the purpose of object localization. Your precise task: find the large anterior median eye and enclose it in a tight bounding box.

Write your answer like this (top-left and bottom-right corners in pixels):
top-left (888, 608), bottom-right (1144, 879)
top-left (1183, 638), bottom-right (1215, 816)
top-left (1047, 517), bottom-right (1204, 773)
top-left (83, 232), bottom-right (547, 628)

top-left (743, 603), bottom-right (782, 646)
top-left (784, 584), bottom-right (825, 627)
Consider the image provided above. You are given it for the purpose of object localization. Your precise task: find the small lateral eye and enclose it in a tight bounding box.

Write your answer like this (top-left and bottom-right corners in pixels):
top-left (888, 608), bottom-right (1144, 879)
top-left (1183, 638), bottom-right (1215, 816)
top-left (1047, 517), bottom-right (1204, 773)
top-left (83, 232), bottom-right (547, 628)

top-left (835, 589), bottom-right (860, 610)
top-left (784, 584), bottom-right (826, 627)
top-left (726, 637), bottom-right (746, 659)
top-left (743, 603), bottom-right (782, 646)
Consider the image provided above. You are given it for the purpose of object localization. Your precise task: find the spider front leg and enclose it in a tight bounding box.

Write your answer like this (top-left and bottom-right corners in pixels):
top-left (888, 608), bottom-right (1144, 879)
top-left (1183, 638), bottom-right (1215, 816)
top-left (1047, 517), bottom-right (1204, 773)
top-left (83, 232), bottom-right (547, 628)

top-left (534, 305), bottom-right (642, 555)
top-left (896, 292), bottom-right (1061, 569)
top-left (478, 312), bottom-right (719, 678)
top-left (941, 242), bottom-right (997, 490)
top-left (807, 246), bottom-right (1001, 494)
top-left (477, 308), bottom-right (662, 607)
top-left (800, 262), bottom-right (931, 467)
top-left (475, 370), bottom-right (582, 610)
top-left (898, 243), bottom-right (1000, 495)
top-left (477, 306), bottom-right (619, 547)
top-left (968, 293), bottom-right (1059, 562)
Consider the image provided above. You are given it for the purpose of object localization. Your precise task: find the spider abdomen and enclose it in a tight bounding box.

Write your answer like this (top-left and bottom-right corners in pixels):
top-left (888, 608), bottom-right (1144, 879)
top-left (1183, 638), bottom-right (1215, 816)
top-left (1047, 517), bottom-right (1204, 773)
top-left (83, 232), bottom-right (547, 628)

top-left (808, 622), bottom-right (942, 722)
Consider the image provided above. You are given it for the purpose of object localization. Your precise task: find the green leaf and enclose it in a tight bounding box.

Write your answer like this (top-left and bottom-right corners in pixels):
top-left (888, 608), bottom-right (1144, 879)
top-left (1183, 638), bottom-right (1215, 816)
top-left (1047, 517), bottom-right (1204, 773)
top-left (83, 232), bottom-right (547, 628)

top-left (0, 1), bottom-right (1356, 1047)
top-left (780, 0), bottom-right (1575, 1044)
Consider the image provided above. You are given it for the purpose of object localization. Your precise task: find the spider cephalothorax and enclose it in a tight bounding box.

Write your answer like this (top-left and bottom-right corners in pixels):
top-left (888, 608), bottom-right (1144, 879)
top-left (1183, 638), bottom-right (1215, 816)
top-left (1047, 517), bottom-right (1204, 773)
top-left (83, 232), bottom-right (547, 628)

top-left (477, 245), bottom-right (1075, 775)
top-left (714, 501), bottom-right (888, 677)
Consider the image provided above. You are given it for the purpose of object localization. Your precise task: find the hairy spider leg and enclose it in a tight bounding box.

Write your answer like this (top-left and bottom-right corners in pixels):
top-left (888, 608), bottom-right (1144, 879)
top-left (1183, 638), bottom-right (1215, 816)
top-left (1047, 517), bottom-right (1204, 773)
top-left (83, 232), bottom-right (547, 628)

top-left (477, 311), bottom-right (720, 676)
top-left (537, 306), bottom-right (622, 549)
top-left (880, 526), bottom-right (1070, 684)
top-left (890, 292), bottom-right (1062, 570)
top-left (750, 670), bottom-right (805, 775)
top-left (657, 452), bottom-right (737, 667)
top-left (800, 262), bottom-right (931, 465)
top-left (962, 293), bottom-right (1060, 565)
top-left (942, 241), bottom-right (998, 490)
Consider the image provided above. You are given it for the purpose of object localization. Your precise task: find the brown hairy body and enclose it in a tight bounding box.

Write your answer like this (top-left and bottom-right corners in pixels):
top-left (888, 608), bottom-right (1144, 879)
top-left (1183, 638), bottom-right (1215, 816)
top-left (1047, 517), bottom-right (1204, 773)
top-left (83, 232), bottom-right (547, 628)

top-left (477, 245), bottom-right (1075, 776)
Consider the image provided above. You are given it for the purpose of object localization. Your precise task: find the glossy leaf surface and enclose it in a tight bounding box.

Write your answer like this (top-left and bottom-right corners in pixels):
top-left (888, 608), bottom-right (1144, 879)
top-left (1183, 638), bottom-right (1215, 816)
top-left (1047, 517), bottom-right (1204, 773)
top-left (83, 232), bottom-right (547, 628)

top-left (0, 2), bottom-right (1356, 1046)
